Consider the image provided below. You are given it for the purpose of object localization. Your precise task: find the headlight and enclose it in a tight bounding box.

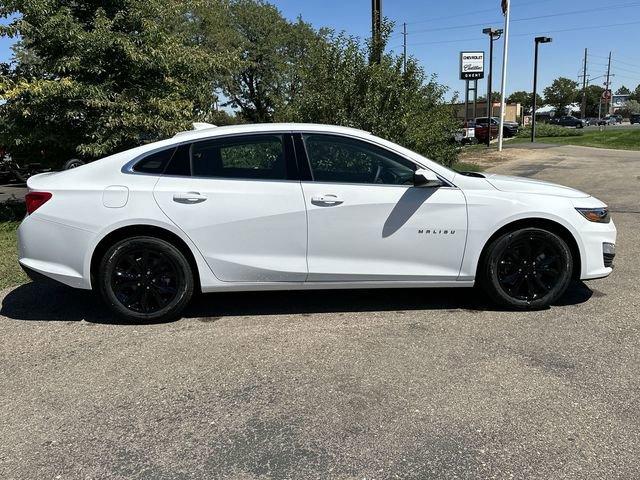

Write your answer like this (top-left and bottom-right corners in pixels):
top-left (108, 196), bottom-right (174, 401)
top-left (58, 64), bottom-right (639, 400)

top-left (576, 207), bottom-right (610, 223)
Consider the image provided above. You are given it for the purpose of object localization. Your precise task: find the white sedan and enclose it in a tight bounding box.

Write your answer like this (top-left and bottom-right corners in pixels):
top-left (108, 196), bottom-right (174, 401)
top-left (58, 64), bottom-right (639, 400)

top-left (18, 123), bottom-right (616, 322)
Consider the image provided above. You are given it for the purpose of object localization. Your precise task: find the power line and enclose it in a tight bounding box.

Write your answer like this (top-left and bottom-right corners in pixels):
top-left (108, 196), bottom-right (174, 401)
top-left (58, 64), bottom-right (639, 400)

top-left (404, 2), bottom-right (640, 37)
top-left (406, 19), bottom-right (640, 48)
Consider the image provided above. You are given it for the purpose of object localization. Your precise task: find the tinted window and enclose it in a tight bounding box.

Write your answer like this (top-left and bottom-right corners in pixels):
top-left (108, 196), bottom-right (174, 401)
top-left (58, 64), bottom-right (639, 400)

top-left (164, 144), bottom-right (191, 176)
top-left (133, 147), bottom-right (176, 174)
top-left (303, 134), bottom-right (416, 185)
top-left (191, 135), bottom-right (286, 180)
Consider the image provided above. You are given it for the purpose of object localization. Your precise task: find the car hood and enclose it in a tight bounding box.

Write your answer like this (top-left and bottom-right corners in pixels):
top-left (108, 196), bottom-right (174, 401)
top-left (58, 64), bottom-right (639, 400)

top-left (484, 174), bottom-right (590, 198)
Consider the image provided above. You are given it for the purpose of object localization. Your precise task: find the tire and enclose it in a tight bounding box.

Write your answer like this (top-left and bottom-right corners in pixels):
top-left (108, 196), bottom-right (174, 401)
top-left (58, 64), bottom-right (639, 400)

top-left (479, 228), bottom-right (573, 310)
top-left (62, 158), bottom-right (85, 170)
top-left (97, 236), bottom-right (194, 323)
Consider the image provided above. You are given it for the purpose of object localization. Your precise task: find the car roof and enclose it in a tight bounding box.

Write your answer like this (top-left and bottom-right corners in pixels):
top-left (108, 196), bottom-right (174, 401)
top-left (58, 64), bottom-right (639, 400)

top-left (171, 123), bottom-right (372, 142)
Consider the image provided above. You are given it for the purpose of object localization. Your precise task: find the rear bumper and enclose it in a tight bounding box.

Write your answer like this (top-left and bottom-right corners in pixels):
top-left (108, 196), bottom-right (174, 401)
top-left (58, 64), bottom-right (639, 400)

top-left (18, 215), bottom-right (94, 289)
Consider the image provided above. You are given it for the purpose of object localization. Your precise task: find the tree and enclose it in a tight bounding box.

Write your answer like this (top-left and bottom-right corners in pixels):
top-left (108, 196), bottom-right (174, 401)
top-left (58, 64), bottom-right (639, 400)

top-left (615, 86), bottom-right (631, 95)
top-left (630, 84), bottom-right (640, 102)
top-left (583, 85), bottom-right (605, 117)
top-left (277, 24), bottom-right (459, 166)
top-left (198, 0), bottom-right (319, 123)
top-left (507, 90), bottom-right (543, 114)
top-left (618, 99), bottom-right (640, 117)
top-left (0, 0), bottom-right (230, 165)
top-left (543, 77), bottom-right (579, 115)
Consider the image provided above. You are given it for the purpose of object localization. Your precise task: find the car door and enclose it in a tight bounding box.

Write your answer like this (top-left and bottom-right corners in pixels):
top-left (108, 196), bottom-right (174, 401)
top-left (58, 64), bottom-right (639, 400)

top-left (153, 133), bottom-right (308, 283)
top-left (297, 133), bottom-right (468, 282)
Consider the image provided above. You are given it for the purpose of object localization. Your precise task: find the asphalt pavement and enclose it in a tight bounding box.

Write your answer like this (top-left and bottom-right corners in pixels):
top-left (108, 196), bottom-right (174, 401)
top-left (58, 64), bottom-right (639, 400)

top-left (1, 144), bottom-right (639, 479)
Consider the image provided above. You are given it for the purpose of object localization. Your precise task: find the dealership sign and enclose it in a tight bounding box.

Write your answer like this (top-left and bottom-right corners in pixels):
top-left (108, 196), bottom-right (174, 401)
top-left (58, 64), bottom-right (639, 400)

top-left (460, 51), bottom-right (485, 80)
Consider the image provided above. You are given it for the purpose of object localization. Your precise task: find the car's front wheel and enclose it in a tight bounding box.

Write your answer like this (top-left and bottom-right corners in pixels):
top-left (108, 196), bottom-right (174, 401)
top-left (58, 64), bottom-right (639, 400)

top-left (98, 236), bottom-right (194, 322)
top-left (480, 228), bottom-right (573, 309)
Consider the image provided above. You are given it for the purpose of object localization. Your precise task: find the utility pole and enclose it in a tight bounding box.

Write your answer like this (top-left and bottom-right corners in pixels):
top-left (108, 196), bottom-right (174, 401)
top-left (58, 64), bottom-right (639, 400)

top-left (482, 28), bottom-right (503, 146)
top-left (371, 0), bottom-right (382, 64)
top-left (581, 48), bottom-right (588, 119)
top-left (605, 51), bottom-right (612, 116)
top-left (531, 37), bottom-right (552, 143)
top-left (402, 22), bottom-right (407, 74)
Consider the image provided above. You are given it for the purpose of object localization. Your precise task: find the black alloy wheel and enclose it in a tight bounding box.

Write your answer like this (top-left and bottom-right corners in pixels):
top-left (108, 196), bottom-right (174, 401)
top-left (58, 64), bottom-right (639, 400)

top-left (481, 228), bottom-right (573, 309)
top-left (98, 237), bottom-right (194, 322)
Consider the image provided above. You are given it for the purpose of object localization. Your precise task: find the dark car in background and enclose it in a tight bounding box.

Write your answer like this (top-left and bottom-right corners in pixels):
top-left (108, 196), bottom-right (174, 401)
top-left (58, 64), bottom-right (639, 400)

top-left (597, 115), bottom-right (618, 126)
top-left (550, 115), bottom-right (586, 128)
top-left (631, 113), bottom-right (640, 125)
top-left (475, 117), bottom-right (519, 138)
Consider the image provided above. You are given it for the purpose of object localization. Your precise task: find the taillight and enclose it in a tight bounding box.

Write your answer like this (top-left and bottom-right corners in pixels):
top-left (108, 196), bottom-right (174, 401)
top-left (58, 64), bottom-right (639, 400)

top-left (25, 192), bottom-right (52, 215)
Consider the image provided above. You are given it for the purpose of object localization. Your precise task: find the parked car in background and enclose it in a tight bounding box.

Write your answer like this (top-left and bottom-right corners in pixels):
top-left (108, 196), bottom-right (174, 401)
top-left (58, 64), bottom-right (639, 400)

top-left (630, 113), bottom-right (640, 125)
top-left (18, 123), bottom-right (616, 322)
top-left (475, 117), bottom-right (519, 138)
top-left (597, 116), bottom-right (618, 126)
top-left (470, 118), bottom-right (499, 143)
top-left (550, 116), bottom-right (586, 128)
top-left (454, 121), bottom-right (478, 145)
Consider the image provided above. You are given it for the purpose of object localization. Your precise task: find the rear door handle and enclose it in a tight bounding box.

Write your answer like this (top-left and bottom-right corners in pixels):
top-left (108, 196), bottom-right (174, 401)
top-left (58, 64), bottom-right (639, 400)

top-left (311, 194), bottom-right (344, 206)
top-left (173, 192), bottom-right (207, 204)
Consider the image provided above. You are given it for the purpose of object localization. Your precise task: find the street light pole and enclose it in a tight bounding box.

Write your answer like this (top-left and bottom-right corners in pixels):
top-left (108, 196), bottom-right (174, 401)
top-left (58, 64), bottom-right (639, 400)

top-left (531, 36), bottom-right (552, 143)
top-left (482, 27), bottom-right (503, 146)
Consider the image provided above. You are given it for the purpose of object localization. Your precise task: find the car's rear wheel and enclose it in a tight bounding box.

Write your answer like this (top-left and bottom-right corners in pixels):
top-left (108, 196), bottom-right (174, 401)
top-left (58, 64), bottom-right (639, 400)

top-left (480, 228), bottom-right (573, 309)
top-left (98, 236), bottom-right (194, 322)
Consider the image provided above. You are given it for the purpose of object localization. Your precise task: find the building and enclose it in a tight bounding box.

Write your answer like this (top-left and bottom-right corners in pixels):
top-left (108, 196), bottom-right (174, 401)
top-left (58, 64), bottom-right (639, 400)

top-left (453, 101), bottom-right (523, 123)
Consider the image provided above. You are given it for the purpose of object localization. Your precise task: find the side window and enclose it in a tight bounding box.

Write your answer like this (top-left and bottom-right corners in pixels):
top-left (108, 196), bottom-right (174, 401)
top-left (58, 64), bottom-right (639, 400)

top-left (133, 147), bottom-right (176, 174)
top-left (191, 135), bottom-right (286, 180)
top-left (302, 134), bottom-right (416, 185)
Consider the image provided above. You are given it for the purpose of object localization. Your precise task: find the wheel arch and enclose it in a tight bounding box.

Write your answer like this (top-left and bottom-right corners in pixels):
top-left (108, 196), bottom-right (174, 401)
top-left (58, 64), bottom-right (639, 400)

top-left (89, 224), bottom-right (202, 293)
top-left (475, 217), bottom-right (582, 281)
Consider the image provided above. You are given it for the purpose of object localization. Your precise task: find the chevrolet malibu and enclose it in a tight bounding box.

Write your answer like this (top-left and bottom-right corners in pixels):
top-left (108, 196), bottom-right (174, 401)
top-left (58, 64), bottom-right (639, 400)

top-left (18, 123), bottom-right (616, 322)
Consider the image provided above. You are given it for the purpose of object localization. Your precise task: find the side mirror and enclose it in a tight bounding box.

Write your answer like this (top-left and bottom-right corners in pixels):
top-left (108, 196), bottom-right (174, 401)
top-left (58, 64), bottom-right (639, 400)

top-left (414, 168), bottom-right (443, 188)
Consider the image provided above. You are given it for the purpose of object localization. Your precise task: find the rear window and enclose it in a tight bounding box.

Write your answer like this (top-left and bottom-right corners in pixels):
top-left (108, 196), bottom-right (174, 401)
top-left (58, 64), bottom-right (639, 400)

top-left (133, 148), bottom-right (176, 174)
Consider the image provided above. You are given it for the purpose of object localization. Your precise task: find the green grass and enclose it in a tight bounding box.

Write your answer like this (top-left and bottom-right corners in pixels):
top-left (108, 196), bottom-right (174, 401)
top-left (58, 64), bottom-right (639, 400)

top-left (513, 128), bottom-right (640, 151)
top-left (0, 222), bottom-right (28, 290)
top-left (530, 128), bottom-right (640, 150)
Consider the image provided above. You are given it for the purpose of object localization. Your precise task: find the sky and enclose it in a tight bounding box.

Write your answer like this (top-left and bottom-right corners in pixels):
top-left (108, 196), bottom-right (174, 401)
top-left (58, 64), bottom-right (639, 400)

top-left (1, 0), bottom-right (639, 101)
top-left (274, 0), bottom-right (640, 99)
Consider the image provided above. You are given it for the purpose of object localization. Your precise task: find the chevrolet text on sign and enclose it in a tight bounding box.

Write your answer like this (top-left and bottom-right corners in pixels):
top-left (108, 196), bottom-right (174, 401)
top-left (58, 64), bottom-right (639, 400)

top-left (460, 52), bottom-right (485, 80)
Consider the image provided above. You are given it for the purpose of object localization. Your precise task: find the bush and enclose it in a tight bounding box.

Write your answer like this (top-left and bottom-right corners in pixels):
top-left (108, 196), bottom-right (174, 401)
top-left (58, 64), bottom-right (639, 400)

top-left (517, 123), bottom-right (583, 138)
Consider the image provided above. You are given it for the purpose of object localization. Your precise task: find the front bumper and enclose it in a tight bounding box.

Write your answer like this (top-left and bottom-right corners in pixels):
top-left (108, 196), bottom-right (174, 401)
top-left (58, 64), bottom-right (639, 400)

top-left (578, 219), bottom-right (617, 280)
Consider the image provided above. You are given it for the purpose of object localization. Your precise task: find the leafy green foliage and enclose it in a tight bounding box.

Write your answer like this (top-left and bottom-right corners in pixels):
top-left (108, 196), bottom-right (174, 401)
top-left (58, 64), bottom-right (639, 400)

top-left (543, 77), bottom-right (579, 116)
top-left (1, 0), bottom-right (230, 165)
top-left (507, 90), bottom-right (543, 114)
top-left (1, 0), bottom-right (459, 168)
top-left (274, 27), bottom-right (459, 166)
top-left (582, 84), bottom-right (605, 117)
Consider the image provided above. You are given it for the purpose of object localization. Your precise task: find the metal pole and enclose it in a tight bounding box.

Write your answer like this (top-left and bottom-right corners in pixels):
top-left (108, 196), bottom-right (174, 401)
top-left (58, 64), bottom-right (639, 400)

top-left (581, 48), bottom-right (588, 119)
top-left (473, 79), bottom-right (478, 119)
top-left (498, 1), bottom-right (511, 151)
top-left (402, 22), bottom-right (407, 74)
top-left (464, 80), bottom-right (470, 122)
top-left (605, 51), bottom-right (612, 116)
top-left (486, 36), bottom-right (494, 146)
top-left (531, 40), bottom-right (539, 143)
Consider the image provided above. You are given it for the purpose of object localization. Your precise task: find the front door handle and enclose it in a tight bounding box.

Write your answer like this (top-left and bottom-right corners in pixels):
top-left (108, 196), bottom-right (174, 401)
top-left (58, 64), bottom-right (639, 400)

top-left (311, 194), bottom-right (344, 206)
top-left (173, 192), bottom-right (207, 204)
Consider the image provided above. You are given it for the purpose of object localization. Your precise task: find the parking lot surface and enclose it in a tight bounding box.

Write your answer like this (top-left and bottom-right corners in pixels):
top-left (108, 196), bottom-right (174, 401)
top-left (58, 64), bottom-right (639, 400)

top-left (1, 144), bottom-right (639, 479)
